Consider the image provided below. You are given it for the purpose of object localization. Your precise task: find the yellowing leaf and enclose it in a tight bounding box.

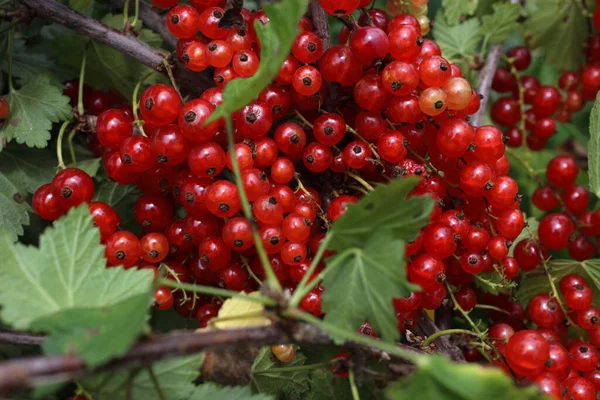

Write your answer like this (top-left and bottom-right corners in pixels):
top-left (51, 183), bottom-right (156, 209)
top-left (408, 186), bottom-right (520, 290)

top-left (213, 292), bottom-right (271, 329)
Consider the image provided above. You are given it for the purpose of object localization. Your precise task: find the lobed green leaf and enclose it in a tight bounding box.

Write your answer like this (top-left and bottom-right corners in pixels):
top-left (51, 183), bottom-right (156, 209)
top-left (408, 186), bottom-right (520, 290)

top-left (251, 347), bottom-right (310, 397)
top-left (442, 0), bottom-right (479, 25)
top-left (191, 383), bottom-right (273, 400)
top-left (480, 2), bottom-right (521, 44)
top-left (588, 92), bottom-right (600, 198)
top-left (432, 13), bottom-right (483, 63)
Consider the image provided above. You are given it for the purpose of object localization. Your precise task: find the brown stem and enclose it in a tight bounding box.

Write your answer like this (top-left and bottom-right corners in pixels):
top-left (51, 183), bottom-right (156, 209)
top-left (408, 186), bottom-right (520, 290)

top-left (471, 44), bottom-right (502, 127)
top-left (0, 330), bottom-right (44, 346)
top-left (0, 322), bottom-right (424, 394)
top-left (308, 0), bottom-right (331, 51)
top-left (17, 0), bottom-right (213, 97)
top-left (416, 311), bottom-right (466, 363)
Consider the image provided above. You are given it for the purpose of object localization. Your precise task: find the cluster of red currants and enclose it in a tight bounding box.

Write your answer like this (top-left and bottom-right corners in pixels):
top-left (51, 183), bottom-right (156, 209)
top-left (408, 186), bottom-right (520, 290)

top-left (479, 273), bottom-right (600, 399)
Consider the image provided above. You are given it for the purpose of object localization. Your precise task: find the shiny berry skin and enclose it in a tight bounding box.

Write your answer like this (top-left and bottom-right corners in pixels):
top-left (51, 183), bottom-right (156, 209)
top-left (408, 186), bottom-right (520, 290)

top-left (199, 236), bottom-right (231, 271)
top-left (505, 330), bottom-right (549, 377)
top-left (274, 122), bottom-right (306, 155)
top-left (492, 67), bottom-right (517, 92)
top-left (241, 168), bottom-right (270, 202)
top-left (491, 97), bottom-right (520, 127)
top-left (292, 31), bottom-right (323, 64)
top-left (270, 157), bottom-right (295, 184)
top-left (150, 124), bottom-right (190, 166)
top-left (436, 119), bottom-right (474, 158)
top-left (454, 287), bottom-right (477, 311)
top-left (459, 252), bottom-right (486, 274)
top-left (528, 293), bottom-right (563, 328)
top-left (226, 28), bottom-right (252, 53)
top-left (140, 84), bottom-right (182, 126)
top-left (300, 288), bottom-right (323, 316)
top-left (178, 99), bottom-right (220, 142)
top-left (318, 0), bottom-right (359, 16)
top-left (353, 74), bottom-right (392, 111)
top-left (119, 136), bottom-right (154, 172)
top-left (225, 143), bottom-right (254, 171)
top-left (222, 217), bottom-right (253, 250)
top-left (292, 66), bottom-right (322, 96)
top-left (319, 45), bottom-right (361, 86)
top-left (276, 55), bottom-right (300, 85)
top-left (232, 50), bottom-right (259, 77)
top-left (349, 26), bottom-right (389, 66)
top-left (88, 201), bottom-right (119, 242)
top-left (474, 125), bottom-right (504, 165)
top-left (0, 97), bottom-right (9, 120)
top-left (219, 263), bottom-right (248, 291)
top-left (532, 86), bottom-right (561, 118)
top-left (382, 61), bottom-right (420, 97)
top-left (253, 195), bottom-right (284, 225)
top-left (281, 242), bottom-right (307, 265)
top-left (420, 56), bottom-right (452, 87)
top-left (51, 168), bottom-right (94, 209)
top-left (235, 101), bottom-right (273, 139)
top-left (282, 213), bottom-right (311, 242)
top-left (313, 113), bottom-right (346, 146)
top-left (495, 208), bottom-right (525, 240)
top-left (179, 176), bottom-right (212, 216)
top-left (488, 236), bottom-right (509, 260)
top-left (423, 223), bottom-right (457, 259)
top-left (205, 180), bottom-right (241, 218)
top-left (513, 239), bottom-right (547, 272)
top-left (577, 307), bottom-right (600, 330)
top-left (104, 151), bottom-right (142, 184)
top-left (462, 225), bottom-right (490, 252)
top-left (563, 377), bottom-right (596, 400)
top-left (533, 373), bottom-right (562, 399)
top-left (506, 46), bottom-right (531, 71)
top-left (564, 283), bottom-right (594, 311)
top-left (342, 141), bottom-right (372, 169)
top-left (271, 344), bottom-right (296, 363)
top-left (418, 87), bottom-right (447, 116)
top-left (140, 232), bottom-right (169, 263)
top-left (408, 254), bottom-right (446, 292)
top-left (198, 7), bottom-right (228, 39)
top-left (442, 77), bottom-right (473, 110)
top-left (206, 40), bottom-right (233, 68)
top-left (33, 184), bottom-right (65, 221)
top-left (532, 186), bottom-right (560, 211)
top-left (569, 342), bottom-right (599, 372)
top-left (180, 42), bottom-right (208, 72)
top-left (153, 286), bottom-right (174, 310)
top-left (167, 5), bottom-right (199, 39)
top-left (538, 213), bottom-right (574, 250)
top-left (561, 185), bottom-right (589, 215)
top-left (105, 231), bottom-right (141, 268)
top-left (327, 195), bottom-right (358, 222)
top-left (569, 235), bottom-right (596, 261)
top-left (303, 142), bottom-right (332, 173)
top-left (258, 83), bottom-right (291, 120)
top-left (377, 130), bottom-right (408, 163)
top-left (133, 194), bottom-right (173, 232)
top-left (388, 25), bottom-right (422, 62)
top-left (96, 109), bottom-right (132, 149)
top-left (188, 141), bottom-right (226, 178)
top-left (487, 175), bottom-right (518, 210)
top-left (459, 161), bottom-right (495, 198)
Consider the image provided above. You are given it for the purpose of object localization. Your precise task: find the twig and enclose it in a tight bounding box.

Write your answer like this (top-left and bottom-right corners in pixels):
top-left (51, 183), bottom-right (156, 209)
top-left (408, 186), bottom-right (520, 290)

top-left (471, 44), bottom-right (502, 127)
top-left (0, 321), bottom-right (423, 394)
top-left (308, 0), bottom-right (331, 51)
top-left (0, 330), bottom-right (44, 346)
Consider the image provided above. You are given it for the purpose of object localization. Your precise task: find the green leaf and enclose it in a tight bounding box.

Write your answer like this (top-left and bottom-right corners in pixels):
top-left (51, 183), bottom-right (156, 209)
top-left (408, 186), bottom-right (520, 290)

top-left (0, 73), bottom-right (72, 150)
top-left (386, 355), bottom-right (546, 400)
top-left (0, 204), bottom-right (153, 330)
top-left (251, 347), bottom-right (310, 397)
top-left (322, 231), bottom-right (415, 343)
top-left (525, 0), bottom-right (587, 70)
top-left (480, 2), bottom-right (521, 44)
top-left (69, 0), bottom-right (93, 12)
top-left (31, 293), bottom-right (150, 367)
top-left (589, 92), bottom-right (600, 198)
top-left (442, 0), bottom-right (478, 25)
top-left (84, 354), bottom-right (203, 400)
top-left (1, 39), bottom-right (55, 83)
top-left (66, 144), bottom-right (102, 177)
top-left (518, 259), bottom-right (600, 309)
top-left (432, 13), bottom-right (483, 63)
top-left (191, 383), bottom-right (273, 400)
top-left (0, 171), bottom-right (30, 241)
top-left (207, 0), bottom-right (309, 123)
top-left (52, 14), bottom-right (164, 99)
top-left (307, 369), bottom-right (352, 400)
top-left (327, 177), bottom-right (434, 252)
top-left (92, 182), bottom-right (142, 232)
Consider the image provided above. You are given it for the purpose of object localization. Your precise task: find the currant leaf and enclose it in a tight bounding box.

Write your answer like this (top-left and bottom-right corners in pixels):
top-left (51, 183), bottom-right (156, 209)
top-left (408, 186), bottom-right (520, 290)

top-left (0, 38), bottom-right (55, 82)
top-left (30, 293), bottom-right (150, 367)
top-left (251, 346), bottom-right (310, 397)
top-left (442, 0), bottom-right (479, 25)
top-left (386, 355), bottom-right (546, 400)
top-left (0, 73), bottom-right (71, 150)
top-left (525, 0), bottom-right (587, 70)
top-left (0, 204), bottom-right (153, 329)
top-left (0, 170), bottom-right (30, 241)
top-left (327, 177), bottom-right (434, 252)
top-left (207, 0), bottom-right (309, 123)
top-left (480, 2), bottom-right (521, 44)
top-left (307, 369), bottom-right (352, 400)
top-left (322, 230), bottom-right (416, 343)
top-left (518, 259), bottom-right (600, 308)
top-left (92, 181), bottom-right (143, 232)
top-left (432, 13), bottom-right (483, 63)
top-left (588, 92), bottom-right (600, 198)
top-left (83, 354), bottom-right (203, 400)
top-left (191, 383), bottom-right (273, 400)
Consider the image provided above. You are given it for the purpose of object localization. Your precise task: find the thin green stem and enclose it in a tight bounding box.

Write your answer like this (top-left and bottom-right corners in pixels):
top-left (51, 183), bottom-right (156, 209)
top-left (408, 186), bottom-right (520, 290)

top-left (254, 359), bottom-right (336, 374)
top-left (156, 278), bottom-right (278, 306)
top-left (7, 26), bottom-right (15, 92)
top-left (56, 120), bottom-right (72, 170)
top-left (77, 47), bottom-right (88, 116)
top-left (123, 0), bottom-right (130, 28)
top-left (132, 79), bottom-right (147, 137)
top-left (131, 0), bottom-right (140, 28)
top-left (349, 368), bottom-right (360, 400)
top-left (285, 309), bottom-right (423, 365)
top-left (347, 171), bottom-right (374, 192)
top-left (67, 128), bottom-right (77, 167)
top-left (289, 232), bottom-right (335, 308)
top-left (225, 116), bottom-right (282, 293)
top-left (147, 367), bottom-right (166, 400)
top-left (422, 328), bottom-right (481, 348)
top-left (161, 59), bottom-right (183, 102)
top-left (474, 304), bottom-right (513, 316)
top-left (242, 255), bottom-right (263, 286)
top-left (445, 282), bottom-right (482, 336)
top-left (294, 109), bottom-right (314, 128)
